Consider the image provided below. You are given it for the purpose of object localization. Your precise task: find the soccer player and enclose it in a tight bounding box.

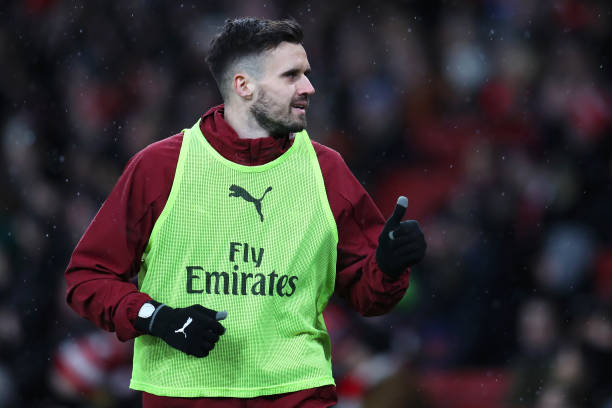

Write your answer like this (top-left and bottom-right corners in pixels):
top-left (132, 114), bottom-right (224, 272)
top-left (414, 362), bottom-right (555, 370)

top-left (65, 17), bottom-right (426, 408)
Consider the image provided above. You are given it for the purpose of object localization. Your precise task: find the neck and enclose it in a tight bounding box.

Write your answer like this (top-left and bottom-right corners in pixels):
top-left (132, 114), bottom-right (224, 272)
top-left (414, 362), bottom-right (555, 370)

top-left (224, 104), bottom-right (270, 140)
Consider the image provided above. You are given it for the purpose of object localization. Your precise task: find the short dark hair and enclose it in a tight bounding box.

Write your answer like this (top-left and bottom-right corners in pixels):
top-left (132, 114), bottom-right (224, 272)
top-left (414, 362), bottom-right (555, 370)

top-left (206, 17), bottom-right (303, 99)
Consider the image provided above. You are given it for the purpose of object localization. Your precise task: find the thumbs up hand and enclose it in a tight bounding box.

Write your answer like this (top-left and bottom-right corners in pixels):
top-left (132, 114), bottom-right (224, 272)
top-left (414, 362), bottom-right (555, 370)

top-left (376, 196), bottom-right (427, 278)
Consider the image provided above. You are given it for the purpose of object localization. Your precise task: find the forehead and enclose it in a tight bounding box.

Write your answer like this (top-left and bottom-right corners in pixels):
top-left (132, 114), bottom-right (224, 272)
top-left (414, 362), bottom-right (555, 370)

top-left (262, 42), bottom-right (310, 74)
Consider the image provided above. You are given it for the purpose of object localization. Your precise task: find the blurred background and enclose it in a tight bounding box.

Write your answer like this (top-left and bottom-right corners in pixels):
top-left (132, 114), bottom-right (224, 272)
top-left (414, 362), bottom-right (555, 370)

top-left (1, 0), bottom-right (611, 407)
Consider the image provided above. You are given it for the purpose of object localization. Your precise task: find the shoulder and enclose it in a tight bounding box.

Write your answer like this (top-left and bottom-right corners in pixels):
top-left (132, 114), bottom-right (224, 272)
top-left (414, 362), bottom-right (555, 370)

top-left (114, 133), bottom-right (184, 208)
top-left (309, 139), bottom-right (357, 207)
top-left (124, 133), bottom-right (184, 179)
top-left (308, 138), bottom-right (384, 236)
top-left (310, 139), bottom-right (349, 172)
top-left (129, 133), bottom-right (183, 168)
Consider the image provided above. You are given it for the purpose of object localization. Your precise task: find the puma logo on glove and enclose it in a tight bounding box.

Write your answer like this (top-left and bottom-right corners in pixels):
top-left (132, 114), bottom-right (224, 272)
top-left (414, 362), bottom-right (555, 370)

top-left (174, 317), bottom-right (193, 338)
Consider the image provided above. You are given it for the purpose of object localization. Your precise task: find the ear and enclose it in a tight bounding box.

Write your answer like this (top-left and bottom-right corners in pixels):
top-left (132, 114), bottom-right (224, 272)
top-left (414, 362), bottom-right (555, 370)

top-left (233, 74), bottom-right (254, 100)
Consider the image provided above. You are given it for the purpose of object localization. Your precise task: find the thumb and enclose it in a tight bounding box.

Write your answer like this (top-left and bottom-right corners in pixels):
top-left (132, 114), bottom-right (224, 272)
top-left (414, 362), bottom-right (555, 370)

top-left (384, 196), bottom-right (408, 238)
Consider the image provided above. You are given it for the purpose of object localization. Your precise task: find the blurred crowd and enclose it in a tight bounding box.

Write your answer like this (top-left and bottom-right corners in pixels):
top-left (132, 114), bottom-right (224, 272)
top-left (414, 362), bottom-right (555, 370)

top-left (1, 0), bottom-right (611, 407)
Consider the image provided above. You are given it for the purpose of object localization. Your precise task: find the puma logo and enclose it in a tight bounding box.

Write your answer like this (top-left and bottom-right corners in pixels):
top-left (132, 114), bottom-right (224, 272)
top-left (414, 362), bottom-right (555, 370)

top-left (175, 317), bottom-right (193, 338)
top-left (229, 185), bottom-right (272, 222)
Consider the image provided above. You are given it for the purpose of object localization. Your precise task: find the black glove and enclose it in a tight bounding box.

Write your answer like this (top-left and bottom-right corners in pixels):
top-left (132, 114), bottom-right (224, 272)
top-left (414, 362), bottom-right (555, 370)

top-left (135, 300), bottom-right (227, 357)
top-left (376, 196), bottom-right (427, 278)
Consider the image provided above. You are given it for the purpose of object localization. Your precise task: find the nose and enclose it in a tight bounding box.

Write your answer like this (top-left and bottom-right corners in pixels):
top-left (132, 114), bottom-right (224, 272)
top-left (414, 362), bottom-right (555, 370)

top-left (297, 75), bottom-right (315, 96)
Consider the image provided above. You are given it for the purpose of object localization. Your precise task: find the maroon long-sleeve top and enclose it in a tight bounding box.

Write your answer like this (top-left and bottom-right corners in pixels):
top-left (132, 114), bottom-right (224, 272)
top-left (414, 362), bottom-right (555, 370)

top-left (65, 105), bottom-right (410, 407)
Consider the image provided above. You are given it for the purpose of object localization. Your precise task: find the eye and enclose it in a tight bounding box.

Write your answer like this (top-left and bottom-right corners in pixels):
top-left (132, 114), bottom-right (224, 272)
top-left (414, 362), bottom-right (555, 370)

top-left (284, 70), bottom-right (299, 79)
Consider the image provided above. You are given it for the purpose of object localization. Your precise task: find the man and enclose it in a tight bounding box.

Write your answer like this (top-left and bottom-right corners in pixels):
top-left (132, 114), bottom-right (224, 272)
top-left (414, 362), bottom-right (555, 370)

top-left (65, 17), bottom-right (426, 407)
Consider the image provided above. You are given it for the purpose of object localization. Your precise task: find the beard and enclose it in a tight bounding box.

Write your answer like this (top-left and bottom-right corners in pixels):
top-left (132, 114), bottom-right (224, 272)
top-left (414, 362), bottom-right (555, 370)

top-left (250, 89), bottom-right (308, 138)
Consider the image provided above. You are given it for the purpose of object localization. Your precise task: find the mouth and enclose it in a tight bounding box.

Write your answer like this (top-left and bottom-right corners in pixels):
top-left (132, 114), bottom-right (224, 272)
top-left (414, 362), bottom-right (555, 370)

top-left (291, 101), bottom-right (308, 114)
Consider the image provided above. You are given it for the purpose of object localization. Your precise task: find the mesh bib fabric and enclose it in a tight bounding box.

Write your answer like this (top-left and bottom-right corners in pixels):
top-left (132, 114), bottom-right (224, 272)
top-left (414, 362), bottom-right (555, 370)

top-left (129, 119), bottom-right (338, 397)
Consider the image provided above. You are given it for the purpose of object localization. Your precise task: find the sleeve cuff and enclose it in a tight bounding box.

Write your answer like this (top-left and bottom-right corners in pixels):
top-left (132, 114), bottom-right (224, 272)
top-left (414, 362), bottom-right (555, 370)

top-left (114, 292), bottom-right (153, 341)
top-left (368, 253), bottom-right (411, 294)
